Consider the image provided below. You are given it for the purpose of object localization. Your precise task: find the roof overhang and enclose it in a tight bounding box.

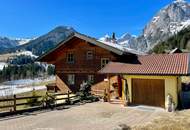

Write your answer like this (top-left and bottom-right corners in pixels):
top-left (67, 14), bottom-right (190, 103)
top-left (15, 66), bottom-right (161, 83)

top-left (74, 33), bottom-right (125, 55)
top-left (37, 32), bottom-right (136, 62)
top-left (99, 53), bottom-right (190, 76)
top-left (98, 72), bottom-right (190, 76)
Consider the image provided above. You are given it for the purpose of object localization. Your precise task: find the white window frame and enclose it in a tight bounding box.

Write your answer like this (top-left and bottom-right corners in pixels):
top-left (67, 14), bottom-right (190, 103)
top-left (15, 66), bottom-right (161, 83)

top-left (67, 74), bottom-right (75, 85)
top-left (101, 58), bottom-right (109, 68)
top-left (86, 51), bottom-right (93, 60)
top-left (88, 75), bottom-right (94, 83)
top-left (67, 53), bottom-right (74, 64)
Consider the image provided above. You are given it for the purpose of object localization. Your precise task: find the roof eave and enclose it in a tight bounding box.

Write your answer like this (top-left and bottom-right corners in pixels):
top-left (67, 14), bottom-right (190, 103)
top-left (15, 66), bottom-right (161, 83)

top-left (98, 72), bottom-right (188, 76)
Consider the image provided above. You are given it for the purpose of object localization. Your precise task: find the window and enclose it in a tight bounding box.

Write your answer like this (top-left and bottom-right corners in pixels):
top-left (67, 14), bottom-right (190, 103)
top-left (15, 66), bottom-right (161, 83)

top-left (67, 74), bottom-right (75, 85)
top-left (67, 53), bottom-right (74, 63)
top-left (88, 75), bottom-right (94, 83)
top-left (86, 51), bottom-right (93, 60)
top-left (101, 58), bottom-right (109, 68)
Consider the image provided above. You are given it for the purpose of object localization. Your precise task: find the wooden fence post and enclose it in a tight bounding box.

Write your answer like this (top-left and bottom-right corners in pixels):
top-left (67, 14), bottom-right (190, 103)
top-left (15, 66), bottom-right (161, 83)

top-left (13, 95), bottom-right (16, 112)
top-left (103, 89), bottom-right (108, 102)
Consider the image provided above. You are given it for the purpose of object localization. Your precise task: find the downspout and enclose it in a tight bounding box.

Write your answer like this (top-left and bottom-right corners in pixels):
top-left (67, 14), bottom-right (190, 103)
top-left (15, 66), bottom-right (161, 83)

top-left (121, 75), bottom-right (130, 106)
top-left (176, 76), bottom-right (179, 109)
top-left (117, 75), bottom-right (122, 97)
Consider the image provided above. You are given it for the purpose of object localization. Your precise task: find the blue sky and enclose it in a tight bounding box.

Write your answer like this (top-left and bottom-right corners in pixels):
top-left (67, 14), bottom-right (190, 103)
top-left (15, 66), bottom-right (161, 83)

top-left (0, 0), bottom-right (189, 38)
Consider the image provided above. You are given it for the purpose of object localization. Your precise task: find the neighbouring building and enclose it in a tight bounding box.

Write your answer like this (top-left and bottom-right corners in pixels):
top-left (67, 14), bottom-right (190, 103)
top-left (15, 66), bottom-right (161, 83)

top-left (37, 32), bottom-right (141, 96)
top-left (169, 48), bottom-right (183, 54)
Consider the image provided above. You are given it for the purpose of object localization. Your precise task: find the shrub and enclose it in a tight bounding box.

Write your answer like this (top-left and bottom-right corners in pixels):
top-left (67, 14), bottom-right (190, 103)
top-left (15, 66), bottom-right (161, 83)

top-left (27, 90), bottom-right (39, 107)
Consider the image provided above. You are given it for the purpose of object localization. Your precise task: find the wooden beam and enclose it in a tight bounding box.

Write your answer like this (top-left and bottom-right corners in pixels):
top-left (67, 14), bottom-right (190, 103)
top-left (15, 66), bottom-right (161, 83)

top-left (56, 70), bottom-right (96, 73)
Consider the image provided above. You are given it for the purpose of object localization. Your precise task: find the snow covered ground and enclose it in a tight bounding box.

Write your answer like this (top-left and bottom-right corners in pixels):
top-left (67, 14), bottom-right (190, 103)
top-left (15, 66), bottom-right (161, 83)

top-left (0, 85), bottom-right (46, 97)
top-left (0, 76), bottom-right (55, 97)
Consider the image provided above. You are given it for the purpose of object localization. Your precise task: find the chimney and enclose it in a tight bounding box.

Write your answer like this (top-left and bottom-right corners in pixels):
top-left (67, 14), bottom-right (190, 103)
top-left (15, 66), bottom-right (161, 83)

top-left (111, 32), bottom-right (116, 43)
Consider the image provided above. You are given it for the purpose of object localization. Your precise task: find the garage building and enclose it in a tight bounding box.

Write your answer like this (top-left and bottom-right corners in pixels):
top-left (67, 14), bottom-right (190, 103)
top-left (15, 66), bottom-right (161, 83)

top-left (99, 53), bottom-right (190, 109)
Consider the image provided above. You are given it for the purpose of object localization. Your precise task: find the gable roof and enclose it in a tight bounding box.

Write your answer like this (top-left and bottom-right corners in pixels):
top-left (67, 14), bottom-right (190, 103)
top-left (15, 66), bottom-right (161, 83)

top-left (99, 53), bottom-right (190, 76)
top-left (37, 32), bottom-right (143, 62)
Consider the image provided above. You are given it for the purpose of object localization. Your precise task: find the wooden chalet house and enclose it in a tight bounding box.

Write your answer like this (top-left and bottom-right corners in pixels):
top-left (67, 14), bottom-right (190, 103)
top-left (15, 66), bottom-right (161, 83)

top-left (37, 32), bottom-right (141, 98)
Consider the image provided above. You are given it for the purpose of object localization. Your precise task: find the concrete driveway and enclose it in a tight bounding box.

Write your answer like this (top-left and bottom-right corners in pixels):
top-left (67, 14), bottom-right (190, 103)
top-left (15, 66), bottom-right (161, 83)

top-left (0, 102), bottom-right (166, 130)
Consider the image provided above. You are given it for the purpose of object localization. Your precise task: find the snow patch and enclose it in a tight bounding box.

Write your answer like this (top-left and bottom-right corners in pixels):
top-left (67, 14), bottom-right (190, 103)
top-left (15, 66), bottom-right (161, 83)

top-left (98, 40), bottom-right (125, 51)
top-left (132, 35), bottom-right (137, 38)
top-left (120, 33), bottom-right (130, 39)
top-left (16, 51), bottom-right (38, 58)
top-left (119, 40), bottom-right (129, 46)
top-left (17, 38), bottom-right (32, 45)
top-left (0, 62), bottom-right (7, 70)
top-left (0, 76), bottom-right (55, 96)
top-left (152, 16), bottom-right (160, 23)
top-left (170, 20), bottom-right (190, 34)
top-left (174, 0), bottom-right (186, 4)
top-left (99, 34), bottom-right (111, 41)
top-left (10, 37), bottom-right (35, 45)
top-left (0, 85), bottom-right (47, 97)
top-left (98, 40), bottom-right (144, 55)
top-left (4, 76), bottom-right (55, 85)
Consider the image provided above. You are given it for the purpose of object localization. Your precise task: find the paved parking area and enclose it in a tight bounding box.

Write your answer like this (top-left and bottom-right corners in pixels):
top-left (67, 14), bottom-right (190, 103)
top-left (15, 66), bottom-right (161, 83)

top-left (0, 102), bottom-right (166, 130)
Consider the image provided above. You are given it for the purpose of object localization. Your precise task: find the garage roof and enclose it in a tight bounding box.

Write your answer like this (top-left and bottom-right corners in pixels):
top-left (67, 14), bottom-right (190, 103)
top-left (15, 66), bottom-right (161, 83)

top-left (99, 53), bottom-right (190, 76)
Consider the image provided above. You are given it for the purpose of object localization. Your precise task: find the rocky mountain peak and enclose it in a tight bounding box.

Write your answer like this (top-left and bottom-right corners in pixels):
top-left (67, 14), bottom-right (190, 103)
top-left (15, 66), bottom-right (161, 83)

top-left (0, 37), bottom-right (18, 50)
top-left (49, 26), bottom-right (75, 33)
top-left (108, 0), bottom-right (190, 52)
top-left (20, 26), bottom-right (75, 55)
top-left (141, 0), bottom-right (190, 51)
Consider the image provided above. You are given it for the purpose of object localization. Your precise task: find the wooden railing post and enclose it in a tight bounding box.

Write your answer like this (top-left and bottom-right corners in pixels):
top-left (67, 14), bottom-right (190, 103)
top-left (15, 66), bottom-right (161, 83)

top-left (13, 95), bottom-right (16, 112)
top-left (104, 89), bottom-right (106, 97)
top-left (67, 91), bottom-right (70, 104)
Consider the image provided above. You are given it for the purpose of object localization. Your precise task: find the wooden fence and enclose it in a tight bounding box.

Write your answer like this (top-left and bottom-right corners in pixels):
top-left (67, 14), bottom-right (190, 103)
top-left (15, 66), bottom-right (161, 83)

top-left (0, 91), bottom-right (78, 116)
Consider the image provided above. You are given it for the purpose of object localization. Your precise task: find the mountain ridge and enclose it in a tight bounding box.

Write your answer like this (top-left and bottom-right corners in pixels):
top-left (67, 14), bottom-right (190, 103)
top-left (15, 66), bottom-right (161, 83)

top-left (0, 26), bottom-right (75, 56)
top-left (1, 0), bottom-right (190, 55)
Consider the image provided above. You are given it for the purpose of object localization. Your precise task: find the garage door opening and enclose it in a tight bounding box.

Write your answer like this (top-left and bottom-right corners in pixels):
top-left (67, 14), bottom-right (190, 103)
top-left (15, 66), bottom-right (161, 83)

top-left (132, 79), bottom-right (165, 108)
